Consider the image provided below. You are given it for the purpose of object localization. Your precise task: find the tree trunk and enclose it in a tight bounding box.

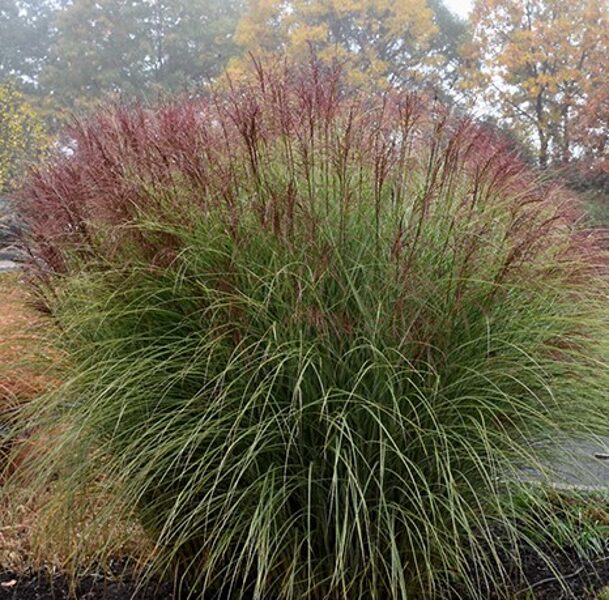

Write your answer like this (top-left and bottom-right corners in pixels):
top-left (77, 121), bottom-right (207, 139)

top-left (536, 92), bottom-right (548, 169)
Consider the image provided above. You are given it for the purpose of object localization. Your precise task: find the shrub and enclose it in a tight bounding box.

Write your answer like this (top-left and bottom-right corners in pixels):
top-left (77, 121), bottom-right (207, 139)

top-left (11, 60), bottom-right (609, 598)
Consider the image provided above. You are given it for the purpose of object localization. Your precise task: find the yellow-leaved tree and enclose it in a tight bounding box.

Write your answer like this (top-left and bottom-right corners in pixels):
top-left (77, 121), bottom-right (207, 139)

top-left (461, 0), bottom-right (609, 168)
top-left (0, 83), bottom-right (47, 193)
top-left (231, 0), bottom-right (442, 89)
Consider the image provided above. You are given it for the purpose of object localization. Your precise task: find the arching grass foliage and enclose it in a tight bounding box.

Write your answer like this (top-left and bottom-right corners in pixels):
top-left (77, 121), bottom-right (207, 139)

top-left (10, 60), bottom-right (609, 598)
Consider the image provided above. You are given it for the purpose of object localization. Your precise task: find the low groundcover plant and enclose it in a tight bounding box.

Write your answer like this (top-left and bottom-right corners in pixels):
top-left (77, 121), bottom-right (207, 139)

top-left (8, 59), bottom-right (609, 598)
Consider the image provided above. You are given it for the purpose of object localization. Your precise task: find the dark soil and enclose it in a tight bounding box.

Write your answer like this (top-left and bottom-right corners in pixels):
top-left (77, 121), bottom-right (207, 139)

top-left (2, 545), bottom-right (609, 599)
top-left (461, 538), bottom-right (609, 599)
top-left (510, 543), bottom-right (609, 599)
top-left (0, 568), bottom-right (177, 600)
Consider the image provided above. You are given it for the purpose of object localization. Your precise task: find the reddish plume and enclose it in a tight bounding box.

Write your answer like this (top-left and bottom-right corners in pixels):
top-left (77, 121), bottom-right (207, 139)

top-left (14, 58), bottom-right (602, 286)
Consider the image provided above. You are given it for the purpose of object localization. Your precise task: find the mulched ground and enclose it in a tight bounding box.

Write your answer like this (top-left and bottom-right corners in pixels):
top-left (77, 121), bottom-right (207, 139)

top-left (510, 546), bottom-right (609, 599)
top-left (463, 539), bottom-right (609, 599)
top-left (0, 568), bottom-right (177, 600)
top-left (1, 546), bottom-right (609, 600)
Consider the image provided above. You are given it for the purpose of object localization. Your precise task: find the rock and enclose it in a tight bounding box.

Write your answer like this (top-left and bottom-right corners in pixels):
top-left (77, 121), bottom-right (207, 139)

top-left (519, 435), bottom-right (609, 492)
top-left (0, 260), bottom-right (19, 273)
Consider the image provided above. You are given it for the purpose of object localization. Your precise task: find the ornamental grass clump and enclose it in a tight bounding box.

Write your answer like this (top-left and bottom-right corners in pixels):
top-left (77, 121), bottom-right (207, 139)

top-left (10, 60), bottom-right (609, 598)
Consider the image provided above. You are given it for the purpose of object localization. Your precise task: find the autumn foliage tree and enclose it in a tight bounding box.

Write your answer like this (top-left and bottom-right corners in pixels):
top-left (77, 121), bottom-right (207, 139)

top-left (231, 0), bottom-right (456, 90)
top-left (461, 0), bottom-right (609, 168)
top-left (0, 0), bottom-right (467, 112)
top-left (576, 87), bottom-right (609, 174)
top-left (564, 87), bottom-right (609, 226)
top-left (0, 83), bottom-right (47, 193)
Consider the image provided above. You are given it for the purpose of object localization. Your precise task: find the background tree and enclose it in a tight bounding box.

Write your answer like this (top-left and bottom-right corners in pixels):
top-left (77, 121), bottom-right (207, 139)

top-left (427, 0), bottom-right (467, 92)
top-left (461, 0), bottom-right (609, 168)
top-left (42, 0), bottom-right (147, 109)
top-left (0, 0), bottom-right (62, 89)
top-left (576, 87), bottom-right (609, 173)
top-left (42, 0), bottom-right (244, 109)
top-left (140, 0), bottom-right (244, 91)
top-left (231, 0), bottom-right (451, 90)
top-left (0, 83), bottom-right (47, 193)
top-left (1, 0), bottom-right (466, 112)
top-left (560, 86), bottom-right (609, 227)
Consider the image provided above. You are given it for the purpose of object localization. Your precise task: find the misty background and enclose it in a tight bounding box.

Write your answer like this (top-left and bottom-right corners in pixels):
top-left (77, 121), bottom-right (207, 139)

top-left (1, 0), bottom-right (608, 223)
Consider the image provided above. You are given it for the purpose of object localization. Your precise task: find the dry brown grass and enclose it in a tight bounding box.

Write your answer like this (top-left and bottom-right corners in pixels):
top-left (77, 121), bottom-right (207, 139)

top-left (0, 272), bottom-right (57, 483)
top-left (0, 484), bottom-right (153, 572)
top-left (0, 273), bottom-right (51, 411)
top-left (0, 273), bottom-right (150, 572)
top-left (0, 272), bottom-right (54, 569)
